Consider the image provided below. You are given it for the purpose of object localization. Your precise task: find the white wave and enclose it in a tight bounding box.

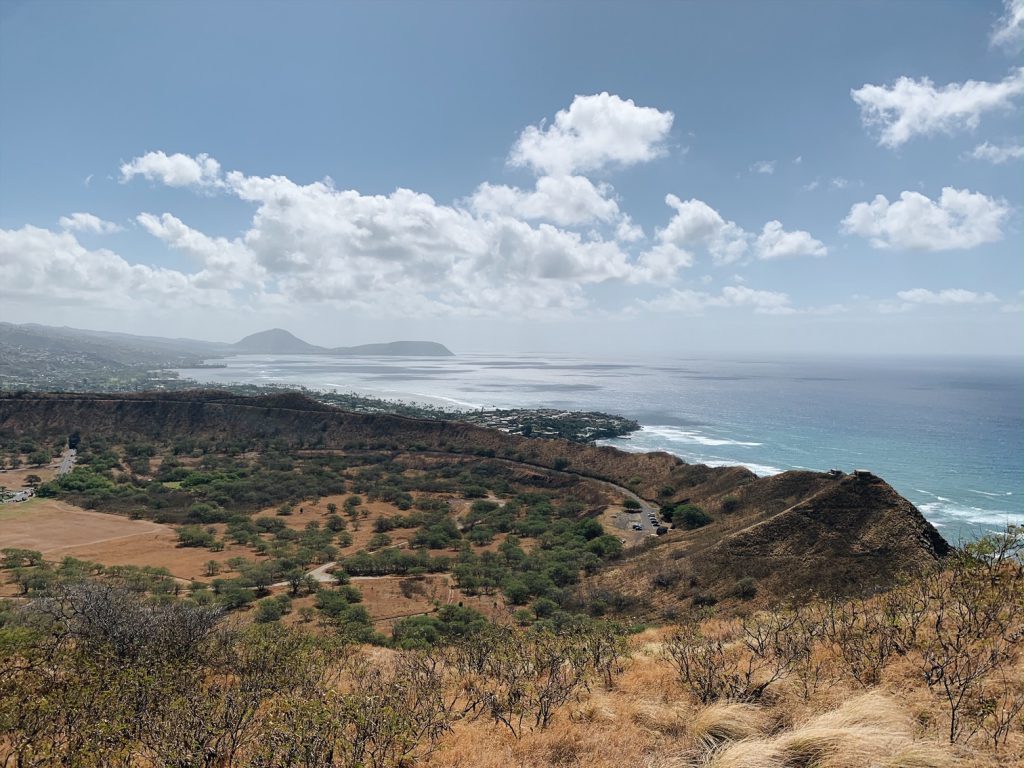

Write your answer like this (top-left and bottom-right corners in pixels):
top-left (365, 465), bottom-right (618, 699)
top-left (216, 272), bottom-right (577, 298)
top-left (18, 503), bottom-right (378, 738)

top-left (700, 459), bottom-right (784, 477)
top-left (597, 437), bottom-right (782, 476)
top-left (914, 489), bottom-right (952, 502)
top-left (917, 501), bottom-right (1024, 528)
top-left (409, 392), bottom-right (486, 410)
top-left (640, 424), bottom-right (761, 447)
top-left (969, 489), bottom-right (1014, 498)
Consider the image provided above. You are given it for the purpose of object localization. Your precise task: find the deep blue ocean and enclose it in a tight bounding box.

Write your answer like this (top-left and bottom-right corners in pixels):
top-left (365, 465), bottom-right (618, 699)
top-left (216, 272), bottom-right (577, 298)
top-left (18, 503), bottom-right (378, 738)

top-left (176, 353), bottom-right (1023, 540)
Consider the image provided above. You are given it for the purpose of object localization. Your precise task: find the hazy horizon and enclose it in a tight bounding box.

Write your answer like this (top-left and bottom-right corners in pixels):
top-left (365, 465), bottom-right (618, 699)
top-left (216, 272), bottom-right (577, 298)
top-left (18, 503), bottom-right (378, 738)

top-left (2, 1), bottom-right (1022, 357)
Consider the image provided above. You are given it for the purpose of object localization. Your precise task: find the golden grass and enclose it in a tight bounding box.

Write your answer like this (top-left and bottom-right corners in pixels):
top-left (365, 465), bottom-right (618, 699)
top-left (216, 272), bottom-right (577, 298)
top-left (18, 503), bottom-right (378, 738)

top-left (706, 694), bottom-right (957, 768)
top-left (422, 636), bottom-right (972, 768)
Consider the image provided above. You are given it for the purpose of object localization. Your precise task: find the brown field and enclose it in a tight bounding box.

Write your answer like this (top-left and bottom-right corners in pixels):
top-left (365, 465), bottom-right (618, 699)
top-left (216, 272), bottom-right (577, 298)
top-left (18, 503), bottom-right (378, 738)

top-left (0, 460), bottom-right (59, 488)
top-left (0, 498), bottom-right (257, 583)
top-left (0, 496), bottom-right (506, 623)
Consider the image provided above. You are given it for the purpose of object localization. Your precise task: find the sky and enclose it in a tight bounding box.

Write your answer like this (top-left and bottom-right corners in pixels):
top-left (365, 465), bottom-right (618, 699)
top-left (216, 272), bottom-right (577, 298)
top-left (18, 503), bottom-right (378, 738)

top-left (1, 0), bottom-right (1022, 357)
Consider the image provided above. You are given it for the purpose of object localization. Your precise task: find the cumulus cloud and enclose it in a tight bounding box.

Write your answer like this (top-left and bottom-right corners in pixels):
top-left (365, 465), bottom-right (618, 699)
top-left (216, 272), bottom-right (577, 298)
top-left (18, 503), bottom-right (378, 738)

top-left (647, 194), bottom-right (749, 269)
top-left (508, 93), bottom-right (673, 176)
top-left (468, 175), bottom-right (621, 227)
top-left (896, 288), bottom-right (999, 305)
top-left (116, 152), bottom-right (638, 317)
top-left (636, 195), bottom-right (828, 276)
top-left (755, 221), bottom-right (827, 259)
top-left (842, 187), bottom-right (1009, 250)
top-left (135, 212), bottom-right (264, 289)
top-left (992, 0), bottom-right (1024, 49)
top-left (0, 225), bottom-right (229, 309)
top-left (851, 68), bottom-right (1024, 147)
top-left (58, 212), bottom-right (123, 234)
top-left (105, 91), bottom-right (823, 318)
top-left (749, 160), bottom-right (776, 175)
top-left (120, 151), bottom-right (222, 187)
top-left (968, 141), bottom-right (1024, 163)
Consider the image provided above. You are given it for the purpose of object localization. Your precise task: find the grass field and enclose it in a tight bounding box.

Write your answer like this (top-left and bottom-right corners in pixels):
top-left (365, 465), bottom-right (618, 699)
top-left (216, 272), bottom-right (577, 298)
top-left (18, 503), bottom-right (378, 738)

top-left (0, 498), bottom-right (254, 582)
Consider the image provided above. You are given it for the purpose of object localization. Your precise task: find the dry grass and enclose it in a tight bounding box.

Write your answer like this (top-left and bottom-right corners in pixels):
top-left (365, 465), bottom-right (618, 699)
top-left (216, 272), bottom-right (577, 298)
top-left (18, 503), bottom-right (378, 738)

top-left (704, 693), bottom-right (956, 768)
top-left (421, 634), bottom-right (977, 768)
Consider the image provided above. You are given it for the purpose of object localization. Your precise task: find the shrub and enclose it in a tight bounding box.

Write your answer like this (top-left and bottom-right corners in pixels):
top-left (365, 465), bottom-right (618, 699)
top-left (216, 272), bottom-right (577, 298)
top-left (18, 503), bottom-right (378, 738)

top-left (734, 577), bottom-right (758, 600)
top-left (676, 504), bottom-right (712, 530)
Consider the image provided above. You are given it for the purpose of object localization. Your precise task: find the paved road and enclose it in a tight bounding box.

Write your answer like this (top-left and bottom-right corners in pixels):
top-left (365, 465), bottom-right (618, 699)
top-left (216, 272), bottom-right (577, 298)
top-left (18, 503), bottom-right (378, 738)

top-left (56, 447), bottom-right (77, 477)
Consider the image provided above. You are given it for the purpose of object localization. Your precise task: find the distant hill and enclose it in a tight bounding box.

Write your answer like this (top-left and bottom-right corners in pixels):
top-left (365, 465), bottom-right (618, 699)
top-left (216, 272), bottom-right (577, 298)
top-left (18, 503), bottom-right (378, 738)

top-left (233, 329), bottom-right (323, 354)
top-left (330, 340), bottom-right (453, 356)
top-left (231, 328), bottom-right (453, 356)
top-left (1, 322), bottom-right (453, 362)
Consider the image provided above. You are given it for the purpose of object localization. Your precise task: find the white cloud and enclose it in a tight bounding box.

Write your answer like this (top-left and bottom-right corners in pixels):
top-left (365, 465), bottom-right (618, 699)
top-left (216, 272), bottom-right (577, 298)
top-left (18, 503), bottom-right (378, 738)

top-left (633, 243), bottom-right (695, 281)
top-left (842, 187), bottom-right (1009, 250)
top-left (968, 141), bottom-right (1024, 163)
top-left (1002, 290), bottom-right (1024, 313)
top-left (851, 68), bottom-right (1024, 147)
top-left (0, 225), bottom-right (229, 309)
top-left (896, 288), bottom-right (999, 305)
top-left (992, 0), bottom-right (1024, 49)
top-left (120, 151), bottom-right (222, 187)
top-left (508, 92), bottom-right (673, 176)
top-left (115, 151), bottom-right (637, 317)
top-left (58, 212), bottom-right (123, 234)
top-left (750, 160), bottom-right (776, 175)
top-left (803, 180), bottom-right (820, 191)
top-left (636, 195), bottom-right (828, 276)
top-left (135, 212), bottom-right (264, 289)
top-left (468, 175), bottom-right (621, 227)
top-left (644, 284), bottom-right (795, 315)
top-left (755, 220), bottom-right (827, 259)
top-left (655, 194), bottom-right (749, 266)
top-left (831, 177), bottom-right (849, 189)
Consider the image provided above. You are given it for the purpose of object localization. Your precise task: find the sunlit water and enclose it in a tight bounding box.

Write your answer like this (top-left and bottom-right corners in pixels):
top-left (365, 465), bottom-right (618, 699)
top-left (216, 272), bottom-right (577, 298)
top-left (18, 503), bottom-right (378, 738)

top-left (176, 353), bottom-right (1024, 540)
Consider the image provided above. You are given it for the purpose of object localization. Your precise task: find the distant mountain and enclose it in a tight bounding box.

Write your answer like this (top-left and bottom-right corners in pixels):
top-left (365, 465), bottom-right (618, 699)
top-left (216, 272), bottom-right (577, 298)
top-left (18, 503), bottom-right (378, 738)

top-left (0, 323), bottom-right (454, 378)
top-left (231, 328), bottom-right (453, 356)
top-left (233, 329), bottom-right (323, 354)
top-left (330, 341), bottom-right (454, 357)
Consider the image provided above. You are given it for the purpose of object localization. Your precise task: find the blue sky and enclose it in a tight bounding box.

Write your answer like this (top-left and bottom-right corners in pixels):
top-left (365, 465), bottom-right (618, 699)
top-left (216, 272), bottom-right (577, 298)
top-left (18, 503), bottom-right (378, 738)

top-left (1, 0), bottom-right (1022, 355)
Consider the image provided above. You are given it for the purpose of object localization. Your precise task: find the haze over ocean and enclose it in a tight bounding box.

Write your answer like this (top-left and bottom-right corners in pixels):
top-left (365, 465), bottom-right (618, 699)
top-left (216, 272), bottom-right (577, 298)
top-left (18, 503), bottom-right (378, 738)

top-left (178, 353), bottom-right (1023, 539)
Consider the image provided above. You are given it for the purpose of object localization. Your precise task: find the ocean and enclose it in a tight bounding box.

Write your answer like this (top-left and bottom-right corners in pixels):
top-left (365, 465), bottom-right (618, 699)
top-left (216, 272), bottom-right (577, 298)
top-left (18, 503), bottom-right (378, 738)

top-left (175, 353), bottom-right (1024, 540)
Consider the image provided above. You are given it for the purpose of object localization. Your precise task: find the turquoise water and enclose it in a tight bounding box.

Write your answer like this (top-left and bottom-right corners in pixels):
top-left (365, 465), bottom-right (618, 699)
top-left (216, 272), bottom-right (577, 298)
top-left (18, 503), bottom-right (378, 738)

top-left (176, 353), bottom-right (1024, 540)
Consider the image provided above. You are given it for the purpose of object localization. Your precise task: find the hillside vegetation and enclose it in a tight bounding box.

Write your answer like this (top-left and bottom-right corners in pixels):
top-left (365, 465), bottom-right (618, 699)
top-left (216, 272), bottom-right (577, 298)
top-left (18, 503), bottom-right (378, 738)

top-left (1, 528), bottom-right (1021, 766)
top-left (2, 390), bottom-right (1014, 767)
top-left (0, 391), bottom-right (947, 606)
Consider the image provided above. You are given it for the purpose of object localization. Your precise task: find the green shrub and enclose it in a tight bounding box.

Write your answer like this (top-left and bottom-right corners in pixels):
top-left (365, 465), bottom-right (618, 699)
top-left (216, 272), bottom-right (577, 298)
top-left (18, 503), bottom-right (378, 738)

top-left (676, 504), bottom-right (712, 530)
top-left (734, 577), bottom-right (757, 600)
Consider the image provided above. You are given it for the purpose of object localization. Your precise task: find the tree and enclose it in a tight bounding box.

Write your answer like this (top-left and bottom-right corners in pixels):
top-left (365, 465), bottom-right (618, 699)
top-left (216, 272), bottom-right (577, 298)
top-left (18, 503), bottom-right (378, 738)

top-left (27, 450), bottom-right (51, 467)
top-left (676, 504), bottom-right (712, 529)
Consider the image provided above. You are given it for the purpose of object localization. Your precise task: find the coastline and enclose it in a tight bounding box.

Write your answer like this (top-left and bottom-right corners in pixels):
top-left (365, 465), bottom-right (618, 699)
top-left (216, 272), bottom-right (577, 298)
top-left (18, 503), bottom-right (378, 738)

top-left (172, 353), bottom-right (1024, 537)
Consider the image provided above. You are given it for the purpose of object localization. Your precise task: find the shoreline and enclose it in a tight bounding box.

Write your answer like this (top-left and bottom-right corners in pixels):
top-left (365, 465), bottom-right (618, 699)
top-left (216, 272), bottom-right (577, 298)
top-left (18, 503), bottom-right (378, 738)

top-left (171, 357), bottom-right (1023, 537)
